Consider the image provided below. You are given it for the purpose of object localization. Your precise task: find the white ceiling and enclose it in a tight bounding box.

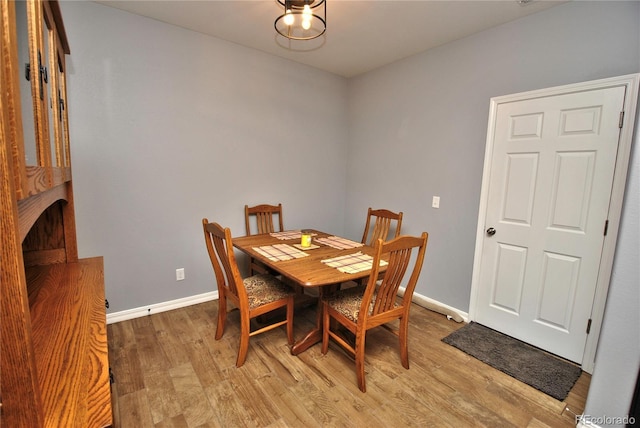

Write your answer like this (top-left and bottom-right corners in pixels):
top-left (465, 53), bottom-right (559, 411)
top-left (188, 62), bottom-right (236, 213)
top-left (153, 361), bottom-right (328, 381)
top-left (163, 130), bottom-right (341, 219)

top-left (96, 0), bottom-right (567, 78)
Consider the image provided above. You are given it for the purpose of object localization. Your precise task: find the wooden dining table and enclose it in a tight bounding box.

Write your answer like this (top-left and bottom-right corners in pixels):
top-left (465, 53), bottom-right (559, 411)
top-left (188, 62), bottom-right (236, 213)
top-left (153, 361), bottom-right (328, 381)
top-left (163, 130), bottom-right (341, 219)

top-left (233, 229), bottom-right (384, 355)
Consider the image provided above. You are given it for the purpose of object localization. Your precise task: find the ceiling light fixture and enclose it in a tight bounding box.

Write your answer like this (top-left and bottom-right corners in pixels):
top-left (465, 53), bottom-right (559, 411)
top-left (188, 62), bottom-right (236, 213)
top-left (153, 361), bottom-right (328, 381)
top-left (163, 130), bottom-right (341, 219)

top-left (275, 0), bottom-right (326, 41)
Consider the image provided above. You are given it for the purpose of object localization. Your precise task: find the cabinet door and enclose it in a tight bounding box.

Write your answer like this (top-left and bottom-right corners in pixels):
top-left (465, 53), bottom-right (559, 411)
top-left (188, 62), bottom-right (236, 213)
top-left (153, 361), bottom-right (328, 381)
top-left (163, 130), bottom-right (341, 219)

top-left (42, 1), bottom-right (57, 168)
top-left (24, 0), bottom-right (53, 170)
top-left (15, 0), bottom-right (38, 167)
top-left (13, 0), bottom-right (70, 193)
top-left (40, 0), bottom-right (70, 175)
top-left (53, 35), bottom-right (70, 169)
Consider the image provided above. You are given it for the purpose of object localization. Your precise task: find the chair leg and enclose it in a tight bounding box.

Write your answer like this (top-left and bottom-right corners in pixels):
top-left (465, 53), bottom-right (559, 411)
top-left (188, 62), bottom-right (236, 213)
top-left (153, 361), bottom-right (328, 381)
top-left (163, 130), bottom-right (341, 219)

top-left (321, 303), bottom-right (330, 355)
top-left (399, 315), bottom-right (410, 369)
top-left (215, 293), bottom-right (227, 340)
top-left (355, 329), bottom-right (367, 392)
top-left (236, 313), bottom-right (251, 367)
top-left (286, 297), bottom-right (294, 345)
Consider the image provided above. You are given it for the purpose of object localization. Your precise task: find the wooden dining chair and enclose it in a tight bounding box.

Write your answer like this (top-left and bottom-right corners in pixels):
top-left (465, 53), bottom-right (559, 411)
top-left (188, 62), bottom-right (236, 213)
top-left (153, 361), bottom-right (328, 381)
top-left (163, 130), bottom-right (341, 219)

top-left (244, 203), bottom-right (284, 275)
top-left (321, 232), bottom-right (428, 392)
top-left (245, 203), bottom-right (284, 235)
top-left (202, 218), bottom-right (294, 367)
top-left (343, 207), bottom-right (403, 289)
top-left (361, 208), bottom-right (403, 246)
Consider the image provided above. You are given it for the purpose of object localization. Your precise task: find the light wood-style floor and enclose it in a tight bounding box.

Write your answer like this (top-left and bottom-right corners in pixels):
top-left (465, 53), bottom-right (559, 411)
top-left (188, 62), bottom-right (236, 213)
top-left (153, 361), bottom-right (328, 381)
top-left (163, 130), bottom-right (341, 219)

top-left (108, 300), bottom-right (590, 427)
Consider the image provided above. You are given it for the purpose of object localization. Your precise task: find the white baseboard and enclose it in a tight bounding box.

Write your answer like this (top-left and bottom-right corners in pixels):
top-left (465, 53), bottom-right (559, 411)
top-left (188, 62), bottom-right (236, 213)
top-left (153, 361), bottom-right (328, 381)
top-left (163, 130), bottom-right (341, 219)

top-left (106, 291), bottom-right (218, 324)
top-left (408, 289), bottom-right (469, 323)
top-left (106, 289), bottom-right (467, 325)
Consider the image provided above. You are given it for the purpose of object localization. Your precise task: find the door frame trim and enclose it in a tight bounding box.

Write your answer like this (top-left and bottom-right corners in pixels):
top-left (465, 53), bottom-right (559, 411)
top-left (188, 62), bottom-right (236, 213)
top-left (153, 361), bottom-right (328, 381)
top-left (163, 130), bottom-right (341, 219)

top-left (469, 73), bottom-right (640, 373)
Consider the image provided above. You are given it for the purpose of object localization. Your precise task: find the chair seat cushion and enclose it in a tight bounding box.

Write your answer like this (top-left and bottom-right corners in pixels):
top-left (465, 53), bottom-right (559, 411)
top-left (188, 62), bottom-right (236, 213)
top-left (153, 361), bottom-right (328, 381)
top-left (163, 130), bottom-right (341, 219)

top-left (324, 286), bottom-right (370, 322)
top-left (244, 274), bottom-right (293, 309)
top-left (324, 284), bottom-right (399, 322)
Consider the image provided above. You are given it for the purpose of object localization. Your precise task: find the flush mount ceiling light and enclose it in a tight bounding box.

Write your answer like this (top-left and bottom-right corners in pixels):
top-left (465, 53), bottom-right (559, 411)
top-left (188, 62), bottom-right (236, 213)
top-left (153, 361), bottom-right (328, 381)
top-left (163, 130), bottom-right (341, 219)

top-left (275, 0), bottom-right (326, 41)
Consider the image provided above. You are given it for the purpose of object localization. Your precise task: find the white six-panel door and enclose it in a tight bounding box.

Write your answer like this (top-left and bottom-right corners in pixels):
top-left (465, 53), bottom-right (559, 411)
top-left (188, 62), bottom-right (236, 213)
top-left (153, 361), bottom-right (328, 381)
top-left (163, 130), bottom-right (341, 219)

top-left (473, 84), bottom-right (627, 364)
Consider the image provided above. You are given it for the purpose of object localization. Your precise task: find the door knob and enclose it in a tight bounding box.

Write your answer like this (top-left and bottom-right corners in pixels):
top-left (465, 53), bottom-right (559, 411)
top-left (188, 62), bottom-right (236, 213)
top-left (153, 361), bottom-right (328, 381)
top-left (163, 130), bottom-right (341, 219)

top-left (486, 227), bottom-right (496, 236)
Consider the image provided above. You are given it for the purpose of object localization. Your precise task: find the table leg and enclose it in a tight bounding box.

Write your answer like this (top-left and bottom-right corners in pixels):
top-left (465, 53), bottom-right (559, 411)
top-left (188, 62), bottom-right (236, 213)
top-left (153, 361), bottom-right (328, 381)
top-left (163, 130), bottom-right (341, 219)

top-left (291, 286), bottom-right (332, 355)
top-left (291, 328), bottom-right (322, 355)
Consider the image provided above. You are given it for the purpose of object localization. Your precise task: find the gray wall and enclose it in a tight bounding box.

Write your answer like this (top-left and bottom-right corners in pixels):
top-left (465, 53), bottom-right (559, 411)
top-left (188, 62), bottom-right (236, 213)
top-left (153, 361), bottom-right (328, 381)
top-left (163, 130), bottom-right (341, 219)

top-left (344, 2), bottom-right (638, 421)
top-left (346, 0), bottom-right (640, 311)
top-left (62, 1), bottom-right (349, 313)
top-left (584, 131), bottom-right (639, 424)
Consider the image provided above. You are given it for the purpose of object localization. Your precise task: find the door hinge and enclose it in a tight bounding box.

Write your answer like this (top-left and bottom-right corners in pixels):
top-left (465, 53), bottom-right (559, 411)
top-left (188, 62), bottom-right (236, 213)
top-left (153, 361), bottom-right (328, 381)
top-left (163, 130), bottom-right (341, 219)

top-left (604, 220), bottom-right (609, 236)
top-left (619, 111), bottom-right (625, 128)
top-left (105, 299), bottom-right (110, 309)
top-left (586, 318), bottom-right (592, 334)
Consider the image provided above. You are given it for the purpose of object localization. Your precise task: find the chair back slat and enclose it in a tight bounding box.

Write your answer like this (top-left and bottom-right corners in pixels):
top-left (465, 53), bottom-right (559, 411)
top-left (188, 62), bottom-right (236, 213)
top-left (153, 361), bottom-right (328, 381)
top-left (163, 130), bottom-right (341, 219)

top-left (362, 233), bottom-right (428, 319)
top-left (373, 247), bottom-right (412, 313)
top-left (245, 203), bottom-right (284, 236)
top-left (256, 212), bottom-right (276, 234)
top-left (361, 208), bottom-right (403, 246)
top-left (370, 217), bottom-right (391, 243)
top-left (244, 204), bottom-right (284, 275)
top-left (203, 219), bottom-right (246, 303)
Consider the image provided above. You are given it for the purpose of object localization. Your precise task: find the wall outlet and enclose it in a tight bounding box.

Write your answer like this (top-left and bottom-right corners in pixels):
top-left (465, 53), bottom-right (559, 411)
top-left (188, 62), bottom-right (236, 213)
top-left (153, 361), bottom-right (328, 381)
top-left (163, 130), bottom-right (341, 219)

top-left (176, 268), bottom-right (185, 281)
top-left (432, 196), bottom-right (440, 209)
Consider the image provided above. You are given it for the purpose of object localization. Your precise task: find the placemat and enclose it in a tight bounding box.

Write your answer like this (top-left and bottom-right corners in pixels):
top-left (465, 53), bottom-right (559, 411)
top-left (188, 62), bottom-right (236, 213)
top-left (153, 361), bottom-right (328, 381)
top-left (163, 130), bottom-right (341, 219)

top-left (315, 236), bottom-right (364, 250)
top-left (269, 230), bottom-right (303, 240)
top-left (253, 244), bottom-right (310, 261)
top-left (321, 251), bottom-right (388, 274)
top-left (269, 230), bottom-right (317, 240)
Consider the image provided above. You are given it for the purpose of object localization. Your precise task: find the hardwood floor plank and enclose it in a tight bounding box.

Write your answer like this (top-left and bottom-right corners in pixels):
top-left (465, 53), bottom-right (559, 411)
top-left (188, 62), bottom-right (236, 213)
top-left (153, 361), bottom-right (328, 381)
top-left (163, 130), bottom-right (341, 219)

top-left (386, 362), bottom-right (479, 427)
top-left (169, 362), bottom-right (216, 427)
top-left (152, 311), bottom-right (192, 368)
top-left (108, 320), bottom-right (136, 350)
top-left (203, 379), bottom-right (249, 427)
top-left (144, 368), bottom-right (184, 424)
top-left (250, 340), bottom-right (305, 386)
top-left (255, 373), bottom-right (321, 428)
top-left (108, 301), bottom-right (590, 427)
top-left (118, 389), bottom-right (155, 428)
top-left (526, 416), bottom-right (562, 428)
top-left (564, 372), bottom-right (590, 416)
top-left (168, 308), bottom-right (205, 343)
top-left (132, 316), bottom-right (173, 373)
top-left (186, 301), bottom-right (218, 333)
top-left (263, 418), bottom-right (293, 428)
top-left (109, 345), bottom-right (146, 397)
top-left (450, 389), bottom-right (520, 427)
top-left (183, 336), bottom-right (227, 388)
top-left (428, 359), bottom-right (531, 424)
top-left (288, 379), bottom-right (345, 426)
top-left (199, 328), bottom-right (238, 372)
top-left (231, 368), bottom-right (284, 426)
top-left (153, 414), bottom-right (190, 428)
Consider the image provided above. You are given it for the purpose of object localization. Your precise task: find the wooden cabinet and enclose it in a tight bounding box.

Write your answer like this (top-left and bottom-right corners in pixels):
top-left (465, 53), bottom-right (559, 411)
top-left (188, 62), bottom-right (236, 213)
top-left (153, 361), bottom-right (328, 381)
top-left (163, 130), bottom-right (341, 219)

top-left (0, 0), bottom-right (112, 426)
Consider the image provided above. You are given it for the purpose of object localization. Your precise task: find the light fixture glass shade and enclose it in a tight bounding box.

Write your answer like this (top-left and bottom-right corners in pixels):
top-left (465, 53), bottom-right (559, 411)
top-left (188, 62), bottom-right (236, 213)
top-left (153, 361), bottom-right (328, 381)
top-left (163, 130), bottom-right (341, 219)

top-left (275, 0), bottom-right (326, 41)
